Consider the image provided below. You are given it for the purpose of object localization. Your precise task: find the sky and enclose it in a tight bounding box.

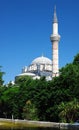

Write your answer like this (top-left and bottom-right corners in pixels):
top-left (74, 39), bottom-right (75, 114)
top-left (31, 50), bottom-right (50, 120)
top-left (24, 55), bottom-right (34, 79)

top-left (0, 0), bottom-right (79, 84)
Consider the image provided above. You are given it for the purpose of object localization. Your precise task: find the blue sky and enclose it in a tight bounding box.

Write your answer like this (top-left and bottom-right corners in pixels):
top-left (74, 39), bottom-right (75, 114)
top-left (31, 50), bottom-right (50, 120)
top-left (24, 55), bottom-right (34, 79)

top-left (0, 0), bottom-right (79, 84)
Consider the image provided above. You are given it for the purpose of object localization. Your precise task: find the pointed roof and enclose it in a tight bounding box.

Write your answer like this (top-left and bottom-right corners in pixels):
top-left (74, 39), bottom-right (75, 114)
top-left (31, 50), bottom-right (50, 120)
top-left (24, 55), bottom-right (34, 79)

top-left (53, 6), bottom-right (58, 23)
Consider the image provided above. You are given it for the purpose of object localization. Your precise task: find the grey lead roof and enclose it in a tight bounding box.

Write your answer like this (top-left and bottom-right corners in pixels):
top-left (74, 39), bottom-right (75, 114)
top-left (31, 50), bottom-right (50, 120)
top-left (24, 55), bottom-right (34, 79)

top-left (53, 6), bottom-right (58, 23)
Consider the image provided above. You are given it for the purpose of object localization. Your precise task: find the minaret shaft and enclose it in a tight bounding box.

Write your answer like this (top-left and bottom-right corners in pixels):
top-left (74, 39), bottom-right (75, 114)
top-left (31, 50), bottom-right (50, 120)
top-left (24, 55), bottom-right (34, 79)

top-left (50, 6), bottom-right (60, 77)
top-left (52, 41), bottom-right (59, 77)
top-left (53, 23), bottom-right (58, 34)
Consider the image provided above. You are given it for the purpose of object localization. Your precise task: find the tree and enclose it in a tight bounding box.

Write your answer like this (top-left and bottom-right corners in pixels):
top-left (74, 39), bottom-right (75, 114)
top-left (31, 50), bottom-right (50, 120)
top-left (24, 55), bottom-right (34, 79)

top-left (0, 66), bottom-right (5, 86)
top-left (1, 85), bottom-right (19, 118)
top-left (22, 100), bottom-right (38, 120)
top-left (73, 53), bottom-right (79, 65)
top-left (58, 98), bottom-right (79, 123)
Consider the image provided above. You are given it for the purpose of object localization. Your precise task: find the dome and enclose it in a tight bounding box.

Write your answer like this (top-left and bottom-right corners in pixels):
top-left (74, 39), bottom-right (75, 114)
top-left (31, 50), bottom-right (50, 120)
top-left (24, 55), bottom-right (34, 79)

top-left (31, 56), bottom-right (52, 65)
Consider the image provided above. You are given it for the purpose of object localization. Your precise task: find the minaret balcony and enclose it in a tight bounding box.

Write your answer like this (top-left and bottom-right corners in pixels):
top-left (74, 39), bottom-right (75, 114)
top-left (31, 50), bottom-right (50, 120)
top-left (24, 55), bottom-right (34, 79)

top-left (50, 34), bottom-right (60, 42)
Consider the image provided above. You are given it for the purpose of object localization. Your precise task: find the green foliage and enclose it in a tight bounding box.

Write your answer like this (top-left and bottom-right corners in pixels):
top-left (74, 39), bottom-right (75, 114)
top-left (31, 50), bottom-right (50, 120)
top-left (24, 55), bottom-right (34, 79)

top-left (58, 98), bottom-right (79, 123)
top-left (73, 53), bottom-right (79, 64)
top-left (0, 66), bottom-right (5, 86)
top-left (0, 85), bottom-right (19, 118)
top-left (22, 100), bottom-right (38, 120)
top-left (1, 53), bottom-right (79, 122)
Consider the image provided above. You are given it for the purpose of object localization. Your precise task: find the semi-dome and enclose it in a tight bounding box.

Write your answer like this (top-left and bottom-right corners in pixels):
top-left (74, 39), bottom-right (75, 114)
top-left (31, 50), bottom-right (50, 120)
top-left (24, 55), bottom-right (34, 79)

top-left (18, 72), bottom-right (36, 77)
top-left (31, 56), bottom-right (52, 65)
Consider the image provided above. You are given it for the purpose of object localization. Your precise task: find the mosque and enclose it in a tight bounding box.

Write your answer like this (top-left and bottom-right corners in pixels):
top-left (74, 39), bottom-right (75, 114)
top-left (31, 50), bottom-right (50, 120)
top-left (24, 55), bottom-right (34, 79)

top-left (18, 55), bottom-right (53, 81)
top-left (16, 6), bottom-right (60, 81)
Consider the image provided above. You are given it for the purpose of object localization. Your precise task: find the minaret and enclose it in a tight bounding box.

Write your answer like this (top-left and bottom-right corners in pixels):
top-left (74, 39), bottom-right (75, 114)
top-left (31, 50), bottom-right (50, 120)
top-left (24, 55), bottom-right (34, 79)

top-left (50, 6), bottom-right (60, 77)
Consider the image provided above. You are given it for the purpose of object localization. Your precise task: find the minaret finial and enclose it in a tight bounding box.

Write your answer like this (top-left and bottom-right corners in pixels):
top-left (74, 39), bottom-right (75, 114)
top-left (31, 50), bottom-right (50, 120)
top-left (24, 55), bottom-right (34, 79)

top-left (53, 5), bottom-right (58, 23)
top-left (42, 53), bottom-right (44, 57)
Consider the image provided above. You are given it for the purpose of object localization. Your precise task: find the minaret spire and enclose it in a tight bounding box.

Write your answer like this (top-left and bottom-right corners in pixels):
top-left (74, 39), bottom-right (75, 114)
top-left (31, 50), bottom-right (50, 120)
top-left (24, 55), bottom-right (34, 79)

top-left (53, 6), bottom-right (58, 23)
top-left (50, 6), bottom-right (60, 77)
